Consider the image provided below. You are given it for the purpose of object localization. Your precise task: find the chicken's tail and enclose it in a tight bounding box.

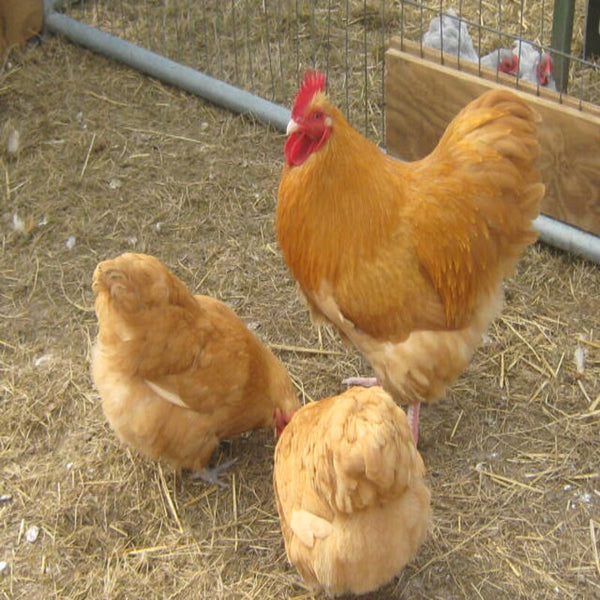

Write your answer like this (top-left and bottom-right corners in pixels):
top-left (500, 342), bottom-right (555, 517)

top-left (314, 386), bottom-right (426, 513)
top-left (435, 89), bottom-right (544, 274)
top-left (410, 89), bottom-right (544, 328)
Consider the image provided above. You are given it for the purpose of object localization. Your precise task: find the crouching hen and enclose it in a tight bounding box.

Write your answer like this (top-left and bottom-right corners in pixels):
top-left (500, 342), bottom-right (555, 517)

top-left (273, 386), bottom-right (430, 596)
top-left (91, 253), bottom-right (299, 484)
top-left (276, 71), bottom-right (544, 442)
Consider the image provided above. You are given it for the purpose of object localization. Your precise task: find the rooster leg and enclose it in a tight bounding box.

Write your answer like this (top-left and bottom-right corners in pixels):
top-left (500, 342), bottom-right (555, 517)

top-left (341, 376), bottom-right (379, 387)
top-left (407, 402), bottom-right (420, 446)
top-left (189, 457), bottom-right (238, 488)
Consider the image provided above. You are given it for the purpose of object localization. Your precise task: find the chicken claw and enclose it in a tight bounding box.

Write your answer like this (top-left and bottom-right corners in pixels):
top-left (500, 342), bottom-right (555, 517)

top-left (189, 457), bottom-right (238, 488)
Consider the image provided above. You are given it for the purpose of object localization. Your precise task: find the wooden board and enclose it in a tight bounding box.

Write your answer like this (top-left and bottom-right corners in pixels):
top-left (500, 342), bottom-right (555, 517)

top-left (385, 38), bottom-right (600, 237)
top-left (0, 0), bottom-right (43, 55)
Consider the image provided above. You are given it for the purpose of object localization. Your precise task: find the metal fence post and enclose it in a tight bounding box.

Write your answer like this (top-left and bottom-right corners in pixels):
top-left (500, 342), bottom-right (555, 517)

top-left (551, 0), bottom-right (576, 92)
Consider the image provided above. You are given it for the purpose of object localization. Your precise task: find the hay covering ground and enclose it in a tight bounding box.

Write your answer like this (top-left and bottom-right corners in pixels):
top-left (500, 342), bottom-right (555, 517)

top-left (1, 11), bottom-right (599, 600)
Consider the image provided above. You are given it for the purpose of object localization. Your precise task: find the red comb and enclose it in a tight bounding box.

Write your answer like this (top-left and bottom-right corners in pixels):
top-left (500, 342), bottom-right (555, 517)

top-left (292, 70), bottom-right (326, 120)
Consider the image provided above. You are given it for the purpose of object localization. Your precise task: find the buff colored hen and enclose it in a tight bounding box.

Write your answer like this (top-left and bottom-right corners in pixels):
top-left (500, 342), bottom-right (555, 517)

top-left (92, 253), bottom-right (299, 484)
top-left (273, 386), bottom-right (430, 596)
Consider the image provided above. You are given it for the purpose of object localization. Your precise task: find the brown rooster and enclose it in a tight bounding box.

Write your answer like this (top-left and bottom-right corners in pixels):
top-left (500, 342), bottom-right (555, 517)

top-left (277, 70), bottom-right (544, 442)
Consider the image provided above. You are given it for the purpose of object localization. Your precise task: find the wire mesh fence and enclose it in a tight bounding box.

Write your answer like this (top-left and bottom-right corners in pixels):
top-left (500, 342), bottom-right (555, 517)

top-left (58, 0), bottom-right (600, 142)
top-left (62, 0), bottom-right (392, 141)
top-left (398, 1), bottom-right (600, 110)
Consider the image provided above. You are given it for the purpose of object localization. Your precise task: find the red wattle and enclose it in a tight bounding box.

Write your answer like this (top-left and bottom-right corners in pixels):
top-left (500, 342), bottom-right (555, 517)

top-left (284, 129), bottom-right (331, 166)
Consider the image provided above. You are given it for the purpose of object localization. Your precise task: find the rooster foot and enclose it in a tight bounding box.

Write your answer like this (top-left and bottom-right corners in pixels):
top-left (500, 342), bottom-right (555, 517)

top-left (189, 457), bottom-right (238, 488)
top-left (341, 376), bottom-right (379, 387)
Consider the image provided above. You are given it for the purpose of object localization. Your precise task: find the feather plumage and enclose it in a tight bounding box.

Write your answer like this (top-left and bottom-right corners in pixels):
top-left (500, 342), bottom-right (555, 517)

top-left (91, 253), bottom-right (299, 472)
top-left (273, 386), bottom-right (430, 596)
top-left (277, 74), bottom-right (543, 406)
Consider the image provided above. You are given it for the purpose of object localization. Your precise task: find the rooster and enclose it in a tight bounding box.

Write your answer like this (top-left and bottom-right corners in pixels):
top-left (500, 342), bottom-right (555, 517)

top-left (276, 71), bottom-right (544, 442)
top-left (273, 386), bottom-right (430, 596)
top-left (92, 253), bottom-right (299, 485)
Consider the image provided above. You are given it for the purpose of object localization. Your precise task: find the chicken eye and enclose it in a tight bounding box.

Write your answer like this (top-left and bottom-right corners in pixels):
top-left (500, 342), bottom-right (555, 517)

top-left (313, 111), bottom-right (323, 121)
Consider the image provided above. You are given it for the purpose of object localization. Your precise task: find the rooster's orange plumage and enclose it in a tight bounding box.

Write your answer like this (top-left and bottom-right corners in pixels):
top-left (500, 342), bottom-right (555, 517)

top-left (276, 71), bottom-right (544, 441)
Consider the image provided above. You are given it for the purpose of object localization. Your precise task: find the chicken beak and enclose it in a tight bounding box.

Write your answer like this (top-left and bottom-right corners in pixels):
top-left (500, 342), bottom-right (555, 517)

top-left (286, 119), bottom-right (300, 136)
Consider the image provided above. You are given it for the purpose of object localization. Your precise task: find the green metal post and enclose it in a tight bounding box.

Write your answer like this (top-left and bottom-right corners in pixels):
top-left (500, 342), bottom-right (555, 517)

top-left (550, 0), bottom-right (576, 93)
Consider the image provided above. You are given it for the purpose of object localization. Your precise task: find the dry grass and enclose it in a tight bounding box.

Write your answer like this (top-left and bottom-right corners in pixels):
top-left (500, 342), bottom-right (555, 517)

top-left (1, 11), bottom-right (600, 600)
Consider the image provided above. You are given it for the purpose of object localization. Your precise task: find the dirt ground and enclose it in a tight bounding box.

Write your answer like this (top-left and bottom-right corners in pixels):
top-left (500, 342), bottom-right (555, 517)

top-left (1, 34), bottom-right (599, 600)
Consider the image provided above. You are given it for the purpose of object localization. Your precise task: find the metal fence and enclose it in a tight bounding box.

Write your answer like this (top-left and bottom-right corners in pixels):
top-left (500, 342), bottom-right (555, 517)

top-left (47, 0), bottom-right (600, 144)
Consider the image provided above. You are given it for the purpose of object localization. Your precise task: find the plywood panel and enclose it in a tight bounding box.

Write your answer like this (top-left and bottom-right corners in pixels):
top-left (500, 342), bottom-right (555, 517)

top-left (385, 38), bottom-right (600, 237)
